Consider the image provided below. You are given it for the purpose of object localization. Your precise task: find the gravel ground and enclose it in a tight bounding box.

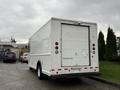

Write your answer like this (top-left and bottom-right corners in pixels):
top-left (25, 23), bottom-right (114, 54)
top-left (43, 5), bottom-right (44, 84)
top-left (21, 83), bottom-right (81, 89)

top-left (0, 62), bottom-right (119, 90)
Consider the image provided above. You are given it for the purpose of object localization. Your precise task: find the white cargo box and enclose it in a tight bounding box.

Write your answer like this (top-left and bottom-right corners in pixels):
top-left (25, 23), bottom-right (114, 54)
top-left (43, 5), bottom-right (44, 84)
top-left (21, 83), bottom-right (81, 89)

top-left (29, 17), bottom-right (99, 79)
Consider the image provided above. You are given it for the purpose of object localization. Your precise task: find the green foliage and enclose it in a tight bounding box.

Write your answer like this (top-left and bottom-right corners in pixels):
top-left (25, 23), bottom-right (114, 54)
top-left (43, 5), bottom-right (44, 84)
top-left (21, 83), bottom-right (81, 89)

top-left (106, 27), bottom-right (117, 60)
top-left (98, 31), bottom-right (105, 60)
top-left (19, 48), bottom-right (28, 56)
top-left (110, 56), bottom-right (120, 61)
top-left (100, 61), bottom-right (120, 83)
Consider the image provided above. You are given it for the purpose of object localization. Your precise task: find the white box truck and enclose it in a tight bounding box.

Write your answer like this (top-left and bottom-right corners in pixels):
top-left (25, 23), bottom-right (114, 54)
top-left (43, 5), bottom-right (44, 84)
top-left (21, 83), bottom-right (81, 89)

top-left (28, 17), bottom-right (99, 79)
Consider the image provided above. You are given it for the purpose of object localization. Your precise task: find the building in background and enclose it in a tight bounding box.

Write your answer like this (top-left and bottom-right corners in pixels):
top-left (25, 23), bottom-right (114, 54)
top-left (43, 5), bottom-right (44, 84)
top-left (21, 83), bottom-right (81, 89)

top-left (116, 37), bottom-right (120, 56)
top-left (0, 41), bottom-right (28, 59)
top-left (17, 43), bottom-right (28, 57)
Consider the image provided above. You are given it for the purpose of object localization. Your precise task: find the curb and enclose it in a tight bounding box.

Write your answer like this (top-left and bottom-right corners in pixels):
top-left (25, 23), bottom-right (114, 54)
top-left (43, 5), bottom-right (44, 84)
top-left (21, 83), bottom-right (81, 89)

top-left (89, 76), bottom-right (120, 88)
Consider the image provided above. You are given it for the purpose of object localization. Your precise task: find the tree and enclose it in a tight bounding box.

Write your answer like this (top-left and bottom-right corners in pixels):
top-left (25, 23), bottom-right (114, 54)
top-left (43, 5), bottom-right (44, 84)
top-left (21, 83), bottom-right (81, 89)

top-left (98, 31), bottom-right (105, 60)
top-left (106, 27), bottom-right (117, 60)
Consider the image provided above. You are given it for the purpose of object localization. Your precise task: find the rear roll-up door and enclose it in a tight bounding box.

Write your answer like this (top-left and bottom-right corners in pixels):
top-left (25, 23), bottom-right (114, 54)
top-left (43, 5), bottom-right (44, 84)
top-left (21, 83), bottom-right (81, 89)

top-left (61, 24), bottom-right (90, 67)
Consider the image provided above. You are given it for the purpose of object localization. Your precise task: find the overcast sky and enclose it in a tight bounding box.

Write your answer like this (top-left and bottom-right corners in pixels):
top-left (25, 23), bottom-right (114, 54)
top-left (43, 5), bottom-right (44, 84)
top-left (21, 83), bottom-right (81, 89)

top-left (0, 0), bottom-right (120, 43)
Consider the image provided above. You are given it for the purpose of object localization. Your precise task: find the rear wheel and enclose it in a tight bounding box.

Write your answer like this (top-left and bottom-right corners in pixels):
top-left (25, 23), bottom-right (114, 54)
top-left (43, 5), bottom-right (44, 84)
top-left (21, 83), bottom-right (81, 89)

top-left (37, 65), bottom-right (44, 80)
top-left (29, 67), bottom-right (33, 71)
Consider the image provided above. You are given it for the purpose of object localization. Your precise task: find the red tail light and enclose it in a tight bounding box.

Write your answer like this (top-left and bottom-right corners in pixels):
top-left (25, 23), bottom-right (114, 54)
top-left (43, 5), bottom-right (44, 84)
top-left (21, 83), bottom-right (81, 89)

top-left (93, 48), bottom-right (95, 50)
top-left (90, 67), bottom-right (93, 69)
top-left (55, 42), bottom-right (59, 45)
top-left (55, 46), bottom-right (59, 49)
top-left (64, 68), bottom-right (68, 70)
top-left (84, 67), bottom-right (87, 69)
top-left (92, 43), bottom-right (95, 54)
top-left (55, 41), bottom-right (59, 54)
top-left (51, 69), bottom-right (55, 71)
top-left (58, 69), bottom-right (61, 71)
top-left (93, 44), bottom-right (95, 46)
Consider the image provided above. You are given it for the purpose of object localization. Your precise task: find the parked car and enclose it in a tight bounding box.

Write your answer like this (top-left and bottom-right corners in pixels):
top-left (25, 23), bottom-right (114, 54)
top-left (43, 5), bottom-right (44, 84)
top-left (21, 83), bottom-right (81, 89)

top-left (3, 52), bottom-right (16, 63)
top-left (20, 53), bottom-right (29, 63)
top-left (0, 50), bottom-right (5, 61)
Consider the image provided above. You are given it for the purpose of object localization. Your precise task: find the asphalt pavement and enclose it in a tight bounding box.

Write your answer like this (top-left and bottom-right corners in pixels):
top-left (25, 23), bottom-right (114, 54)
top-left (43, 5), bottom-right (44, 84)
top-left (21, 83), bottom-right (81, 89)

top-left (0, 62), bottom-right (119, 90)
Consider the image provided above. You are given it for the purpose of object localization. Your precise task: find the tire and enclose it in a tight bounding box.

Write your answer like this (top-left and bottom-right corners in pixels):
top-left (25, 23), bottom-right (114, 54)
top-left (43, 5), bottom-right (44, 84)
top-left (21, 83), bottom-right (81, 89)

top-left (37, 65), bottom-right (44, 80)
top-left (3, 60), bottom-right (6, 63)
top-left (29, 67), bottom-right (33, 71)
top-left (26, 61), bottom-right (28, 64)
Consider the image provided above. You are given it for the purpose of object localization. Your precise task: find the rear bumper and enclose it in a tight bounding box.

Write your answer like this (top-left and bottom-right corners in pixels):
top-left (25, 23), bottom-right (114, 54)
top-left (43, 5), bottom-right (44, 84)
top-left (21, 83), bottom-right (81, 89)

top-left (51, 72), bottom-right (100, 78)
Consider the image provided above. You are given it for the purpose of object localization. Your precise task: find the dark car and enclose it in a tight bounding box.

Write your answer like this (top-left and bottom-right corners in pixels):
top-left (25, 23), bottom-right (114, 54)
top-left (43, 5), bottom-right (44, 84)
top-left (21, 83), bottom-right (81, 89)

top-left (0, 51), bottom-right (5, 61)
top-left (3, 52), bottom-right (16, 63)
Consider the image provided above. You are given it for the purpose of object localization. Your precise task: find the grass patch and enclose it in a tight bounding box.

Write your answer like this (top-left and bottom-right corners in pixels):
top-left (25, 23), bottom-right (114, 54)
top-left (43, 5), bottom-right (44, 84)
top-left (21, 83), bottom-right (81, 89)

top-left (100, 61), bottom-right (120, 84)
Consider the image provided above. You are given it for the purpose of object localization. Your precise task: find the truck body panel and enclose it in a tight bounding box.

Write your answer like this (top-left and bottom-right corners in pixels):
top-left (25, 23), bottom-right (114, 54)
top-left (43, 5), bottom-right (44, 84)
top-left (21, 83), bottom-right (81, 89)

top-left (29, 17), bottom-right (99, 77)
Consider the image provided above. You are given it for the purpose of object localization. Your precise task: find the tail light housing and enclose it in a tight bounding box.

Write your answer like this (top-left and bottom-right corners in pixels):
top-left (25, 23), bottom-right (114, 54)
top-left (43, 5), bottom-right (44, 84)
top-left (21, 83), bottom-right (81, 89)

top-left (93, 44), bottom-right (95, 46)
top-left (92, 43), bottom-right (95, 54)
top-left (55, 42), bottom-right (59, 45)
top-left (55, 46), bottom-right (59, 49)
top-left (55, 41), bottom-right (59, 54)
